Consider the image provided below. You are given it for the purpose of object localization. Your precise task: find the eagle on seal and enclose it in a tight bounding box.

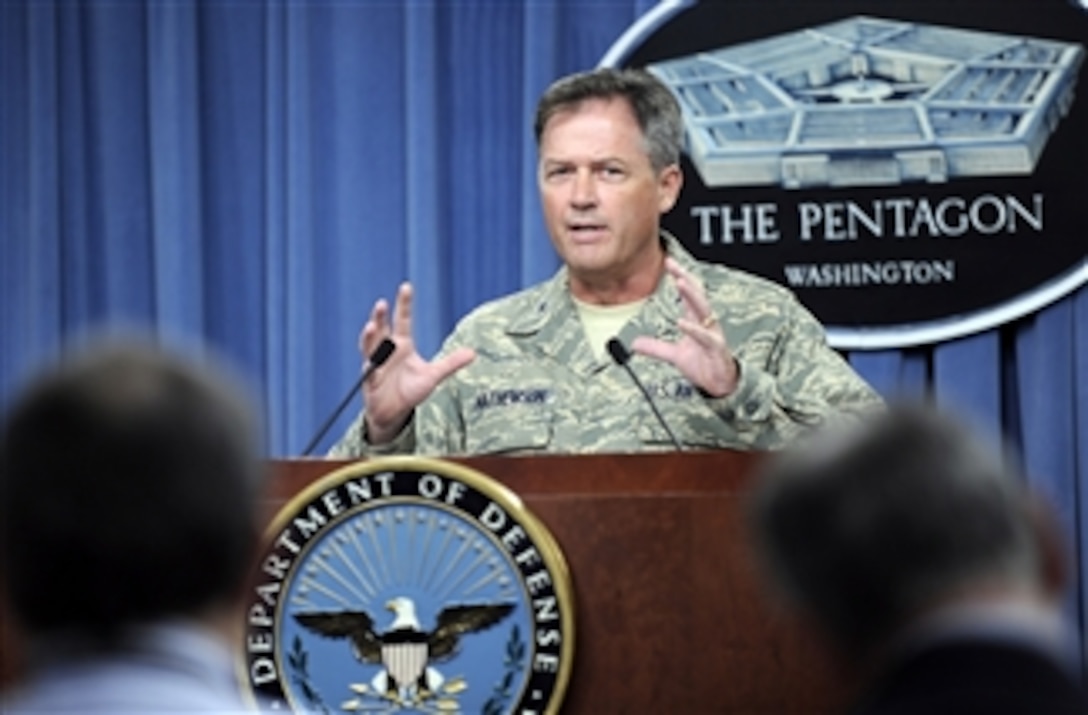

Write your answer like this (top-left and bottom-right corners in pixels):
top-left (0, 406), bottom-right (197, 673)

top-left (294, 596), bottom-right (515, 701)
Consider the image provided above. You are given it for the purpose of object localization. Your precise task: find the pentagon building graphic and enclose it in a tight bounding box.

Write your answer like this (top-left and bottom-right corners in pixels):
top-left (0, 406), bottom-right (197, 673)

top-left (647, 16), bottom-right (1084, 189)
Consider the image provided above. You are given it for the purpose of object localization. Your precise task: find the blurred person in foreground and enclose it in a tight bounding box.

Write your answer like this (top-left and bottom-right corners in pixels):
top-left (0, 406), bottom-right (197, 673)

top-left (747, 403), bottom-right (1087, 715)
top-left (0, 338), bottom-right (266, 712)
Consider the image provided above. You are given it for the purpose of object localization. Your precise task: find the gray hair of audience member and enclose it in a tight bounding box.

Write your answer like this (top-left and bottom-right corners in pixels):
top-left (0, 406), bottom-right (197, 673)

top-left (0, 338), bottom-right (264, 642)
top-left (747, 404), bottom-right (1046, 660)
top-left (533, 67), bottom-right (684, 173)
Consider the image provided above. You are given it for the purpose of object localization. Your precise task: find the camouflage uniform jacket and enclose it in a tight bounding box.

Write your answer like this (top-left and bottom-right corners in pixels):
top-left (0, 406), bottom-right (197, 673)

top-left (331, 234), bottom-right (882, 457)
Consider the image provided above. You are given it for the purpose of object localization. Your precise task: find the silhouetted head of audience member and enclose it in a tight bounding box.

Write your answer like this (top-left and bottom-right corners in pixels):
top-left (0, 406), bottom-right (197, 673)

top-left (747, 403), bottom-right (1070, 666)
top-left (0, 338), bottom-right (264, 651)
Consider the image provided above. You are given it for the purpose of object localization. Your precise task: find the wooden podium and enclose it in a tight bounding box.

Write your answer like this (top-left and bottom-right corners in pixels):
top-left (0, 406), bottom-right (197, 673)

top-left (268, 451), bottom-right (853, 714)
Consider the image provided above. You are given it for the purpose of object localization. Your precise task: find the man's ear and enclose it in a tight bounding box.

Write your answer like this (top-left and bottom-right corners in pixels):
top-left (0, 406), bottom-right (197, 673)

top-left (657, 164), bottom-right (683, 214)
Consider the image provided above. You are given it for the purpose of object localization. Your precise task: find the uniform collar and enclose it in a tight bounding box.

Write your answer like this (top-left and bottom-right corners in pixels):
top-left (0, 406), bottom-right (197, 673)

top-left (505, 231), bottom-right (698, 339)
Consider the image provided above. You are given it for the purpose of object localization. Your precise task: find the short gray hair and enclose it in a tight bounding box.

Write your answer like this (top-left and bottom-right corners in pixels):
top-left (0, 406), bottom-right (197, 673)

top-left (534, 67), bottom-right (683, 172)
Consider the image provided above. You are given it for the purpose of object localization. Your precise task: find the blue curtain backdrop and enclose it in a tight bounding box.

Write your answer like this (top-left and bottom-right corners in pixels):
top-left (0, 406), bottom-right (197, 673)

top-left (1, 0), bottom-right (1085, 668)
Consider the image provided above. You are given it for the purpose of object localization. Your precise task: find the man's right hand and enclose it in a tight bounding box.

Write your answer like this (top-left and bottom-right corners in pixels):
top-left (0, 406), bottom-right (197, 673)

top-left (360, 282), bottom-right (476, 444)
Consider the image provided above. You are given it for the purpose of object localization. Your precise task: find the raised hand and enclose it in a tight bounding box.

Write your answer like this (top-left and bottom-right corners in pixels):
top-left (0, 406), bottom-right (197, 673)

top-left (360, 283), bottom-right (475, 444)
top-left (630, 257), bottom-right (738, 398)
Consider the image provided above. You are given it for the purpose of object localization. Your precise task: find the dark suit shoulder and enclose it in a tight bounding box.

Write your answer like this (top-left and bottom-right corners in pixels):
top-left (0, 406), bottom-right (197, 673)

top-left (850, 640), bottom-right (1088, 715)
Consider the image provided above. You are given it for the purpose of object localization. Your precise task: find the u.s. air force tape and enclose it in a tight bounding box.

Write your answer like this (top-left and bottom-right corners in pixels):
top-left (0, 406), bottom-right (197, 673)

top-left (242, 456), bottom-right (574, 715)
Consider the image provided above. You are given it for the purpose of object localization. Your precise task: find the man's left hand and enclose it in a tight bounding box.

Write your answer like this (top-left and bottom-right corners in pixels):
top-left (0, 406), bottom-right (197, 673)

top-left (630, 257), bottom-right (739, 398)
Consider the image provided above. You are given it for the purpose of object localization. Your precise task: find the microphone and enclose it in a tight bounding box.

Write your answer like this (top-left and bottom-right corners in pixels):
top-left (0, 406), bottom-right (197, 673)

top-left (606, 337), bottom-right (684, 451)
top-left (302, 338), bottom-right (396, 456)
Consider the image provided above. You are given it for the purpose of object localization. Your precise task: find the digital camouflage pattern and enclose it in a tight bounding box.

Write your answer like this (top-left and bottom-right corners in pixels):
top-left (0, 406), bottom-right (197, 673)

top-left (331, 234), bottom-right (883, 457)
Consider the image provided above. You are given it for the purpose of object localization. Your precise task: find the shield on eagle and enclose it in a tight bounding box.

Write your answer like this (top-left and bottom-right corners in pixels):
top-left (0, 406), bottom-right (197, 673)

top-left (380, 630), bottom-right (429, 692)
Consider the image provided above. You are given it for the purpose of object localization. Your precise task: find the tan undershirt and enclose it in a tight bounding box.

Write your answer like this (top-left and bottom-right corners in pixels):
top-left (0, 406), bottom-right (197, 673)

top-left (573, 297), bottom-right (646, 362)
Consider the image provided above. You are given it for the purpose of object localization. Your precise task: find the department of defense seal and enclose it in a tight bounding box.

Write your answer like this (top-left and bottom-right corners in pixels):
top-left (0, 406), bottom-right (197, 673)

top-left (243, 457), bottom-right (574, 715)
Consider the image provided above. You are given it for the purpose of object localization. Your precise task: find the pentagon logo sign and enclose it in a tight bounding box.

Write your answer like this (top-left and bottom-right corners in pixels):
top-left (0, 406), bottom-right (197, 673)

top-left (243, 457), bottom-right (574, 714)
top-left (604, 0), bottom-right (1088, 348)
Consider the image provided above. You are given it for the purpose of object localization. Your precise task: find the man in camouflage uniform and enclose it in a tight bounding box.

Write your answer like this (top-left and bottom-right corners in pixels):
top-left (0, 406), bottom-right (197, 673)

top-left (331, 68), bottom-right (881, 457)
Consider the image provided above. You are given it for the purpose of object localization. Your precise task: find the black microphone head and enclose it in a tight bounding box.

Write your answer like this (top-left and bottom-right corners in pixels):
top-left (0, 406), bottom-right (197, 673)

top-left (369, 338), bottom-right (396, 368)
top-left (606, 337), bottom-right (630, 366)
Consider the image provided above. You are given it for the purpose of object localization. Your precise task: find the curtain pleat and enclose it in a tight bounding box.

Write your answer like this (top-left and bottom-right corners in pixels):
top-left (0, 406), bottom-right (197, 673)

top-left (405, 1), bottom-right (443, 360)
top-left (1076, 288), bottom-right (1088, 670)
top-left (933, 333), bottom-right (1003, 437)
top-left (1016, 296), bottom-right (1085, 668)
top-left (147, 2), bottom-right (202, 343)
top-left (520, 2), bottom-right (562, 288)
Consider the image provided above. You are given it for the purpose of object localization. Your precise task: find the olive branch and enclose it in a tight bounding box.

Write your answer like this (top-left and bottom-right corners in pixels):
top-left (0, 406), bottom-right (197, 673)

top-left (481, 625), bottom-right (525, 715)
top-left (287, 635), bottom-right (331, 714)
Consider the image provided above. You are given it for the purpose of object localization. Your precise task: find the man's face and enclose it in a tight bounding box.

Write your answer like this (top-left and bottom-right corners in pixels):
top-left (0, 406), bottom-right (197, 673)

top-left (537, 97), bottom-right (681, 290)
